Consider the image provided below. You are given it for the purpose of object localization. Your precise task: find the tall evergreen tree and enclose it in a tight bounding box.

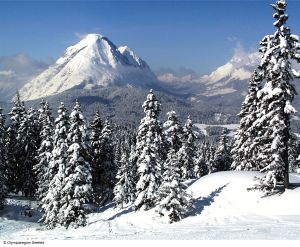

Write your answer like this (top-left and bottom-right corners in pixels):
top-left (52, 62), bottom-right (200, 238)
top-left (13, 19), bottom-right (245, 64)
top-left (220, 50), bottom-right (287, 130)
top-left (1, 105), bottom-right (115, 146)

top-left (179, 116), bottom-right (197, 179)
top-left (113, 148), bottom-right (136, 208)
top-left (90, 111), bottom-right (103, 203)
top-left (98, 119), bottom-right (115, 204)
top-left (34, 101), bottom-right (54, 201)
top-left (49, 103), bottom-right (70, 183)
top-left (194, 142), bottom-right (209, 178)
top-left (213, 129), bottom-right (232, 172)
top-left (6, 92), bottom-right (26, 193)
top-left (59, 100), bottom-right (92, 228)
top-left (134, 89), bottom-right (163, 211)
top-left (207, 144), bottom-right (216, 174)
top-left (17, 107), bottom-right (40, 197)
top-left (252, 0), bottom-right (300, 192)
top-left (156, 148), bottom-right (192, 223)
top-left (0, 107), bottom-right (7, 209)
top-left (41, 102), bottom-right (69, 228)
top-left (163, 111), bottom-right (182, 152)
top-left (231, 71), bottom-right (263, 171)
top-left (288, 134), bottom-right (299, 172)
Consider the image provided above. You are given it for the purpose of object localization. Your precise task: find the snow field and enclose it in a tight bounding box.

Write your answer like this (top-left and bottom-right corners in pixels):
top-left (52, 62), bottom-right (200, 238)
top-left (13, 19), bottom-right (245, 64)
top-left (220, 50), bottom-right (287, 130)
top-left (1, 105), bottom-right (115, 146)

top-left (1, 171), bottom-right (300, 240)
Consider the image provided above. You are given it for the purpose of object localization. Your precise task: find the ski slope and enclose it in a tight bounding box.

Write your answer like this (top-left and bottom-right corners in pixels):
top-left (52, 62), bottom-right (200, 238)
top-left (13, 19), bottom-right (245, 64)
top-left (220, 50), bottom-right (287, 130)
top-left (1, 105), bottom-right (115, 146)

top-left (1, 171), bottom-right (300, 240)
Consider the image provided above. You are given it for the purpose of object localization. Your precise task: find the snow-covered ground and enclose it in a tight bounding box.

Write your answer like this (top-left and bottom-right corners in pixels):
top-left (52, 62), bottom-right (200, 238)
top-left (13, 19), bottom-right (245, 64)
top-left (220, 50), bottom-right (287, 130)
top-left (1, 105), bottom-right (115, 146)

top-left (195, 123), bottom-right (239, 137)
top-left (1, 171), bottom-right (300, 240)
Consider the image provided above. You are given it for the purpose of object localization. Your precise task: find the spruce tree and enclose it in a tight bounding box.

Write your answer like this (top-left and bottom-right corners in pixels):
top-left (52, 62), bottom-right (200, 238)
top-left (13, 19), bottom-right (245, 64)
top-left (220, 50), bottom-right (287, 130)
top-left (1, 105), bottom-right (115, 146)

top-left (34, 101), bottom-right (54, 201)
top-left (194, 142), bottom-right (209, 178)
top-left (58, 100), bottom-right (92, 228)
top-left (0, 107), bottom-right (7, 209)
top-left (98, 119), bottom-right (115, 204)
top-left (231, 71), bottom-right (263, 171)
top-left (134, 89), bottom-right (163, 211)
top-left (41, 102), bottom-right (69, 228)
top-left (90, 111), bottom-right (103, 203)
top-left (207, 144), bottom-right (216, 174)
top-left (128, 142), bottom-right (138, 199)
top-left (113, 148), bottom-right (136, 208)
top-left (288, 135), bottom-right (299, 172)
top-left (253, 0), bottom-right (300, 191)
top-left (17, 107), bottom-right (40, 197)
top-left (179, 116), bottom-right (197, 179)
top-left (213, 129), bottom-right (232, 172)
top-left (6, 92), bottom-right (26, 193)
top-left (156, 148), bottom-right (192, 223)
top-left (163, 111), bottom-right (182, 152)
top-left (50, 103), bottom-right (70, 180)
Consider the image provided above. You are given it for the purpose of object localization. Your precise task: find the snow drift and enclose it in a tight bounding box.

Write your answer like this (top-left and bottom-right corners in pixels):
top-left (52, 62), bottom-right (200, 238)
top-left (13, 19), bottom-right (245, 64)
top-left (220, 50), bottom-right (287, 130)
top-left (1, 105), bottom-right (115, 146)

top-left (1, 171), bottom-right (300, 240)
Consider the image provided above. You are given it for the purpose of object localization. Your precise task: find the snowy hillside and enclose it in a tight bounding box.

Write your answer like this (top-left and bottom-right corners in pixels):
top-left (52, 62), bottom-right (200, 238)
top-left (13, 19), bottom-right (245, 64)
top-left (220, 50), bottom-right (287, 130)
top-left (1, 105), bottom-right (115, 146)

top-left (195, 123), bottom-right (239, 137)
top-left (1, 171), bottom-right (300, 240)
top-left (19, 34), bottom-right (158, 101)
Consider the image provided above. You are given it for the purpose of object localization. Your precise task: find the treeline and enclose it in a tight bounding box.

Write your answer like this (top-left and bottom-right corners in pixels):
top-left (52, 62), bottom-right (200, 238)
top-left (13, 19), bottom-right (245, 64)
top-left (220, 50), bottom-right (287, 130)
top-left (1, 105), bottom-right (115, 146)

top-left (0, 90), bottom-right (233, 227)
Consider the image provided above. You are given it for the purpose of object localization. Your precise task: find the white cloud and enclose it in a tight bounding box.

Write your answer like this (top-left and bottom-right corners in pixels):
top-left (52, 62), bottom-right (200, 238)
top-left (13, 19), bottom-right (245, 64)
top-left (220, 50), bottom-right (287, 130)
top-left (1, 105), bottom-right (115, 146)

top-left (0, 54), bottom-right (50, 101)
top-left (0, 70), bottom-right (15, 77)
top-left (156, 67), bottom-right (201, 84)
top-left (157, 44), bottom-right (260, 87)
top-left (157, 73), bottom-right (198, 84)
top-left (74, 32), bottom-right (88, 39)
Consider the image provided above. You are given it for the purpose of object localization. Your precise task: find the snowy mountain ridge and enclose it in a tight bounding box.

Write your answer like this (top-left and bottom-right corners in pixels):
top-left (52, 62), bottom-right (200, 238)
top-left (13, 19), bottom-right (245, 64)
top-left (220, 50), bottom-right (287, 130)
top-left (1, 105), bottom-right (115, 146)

top-left (19, 34), bottom-right (158, 101)
top-left (157, 46), bottom-right (260, 98)
top-left (197, 47), bottom-right (260, 97)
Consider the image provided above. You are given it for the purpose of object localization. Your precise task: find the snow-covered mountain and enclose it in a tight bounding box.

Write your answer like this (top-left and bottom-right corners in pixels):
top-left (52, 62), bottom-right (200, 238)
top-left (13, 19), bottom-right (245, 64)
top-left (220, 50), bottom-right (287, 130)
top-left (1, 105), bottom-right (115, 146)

top-left (199, 48), bottom-right (260, 97)
top-left (19, 34), bottom-right (158, 101)
top-left (156, 46), bottom-right (260, 99)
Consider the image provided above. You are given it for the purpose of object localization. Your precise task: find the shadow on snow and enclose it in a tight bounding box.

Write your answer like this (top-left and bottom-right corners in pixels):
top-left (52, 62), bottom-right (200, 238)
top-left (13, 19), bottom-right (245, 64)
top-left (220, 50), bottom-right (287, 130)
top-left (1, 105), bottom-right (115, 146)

top-left (188, 183), bottom-right (229, 217)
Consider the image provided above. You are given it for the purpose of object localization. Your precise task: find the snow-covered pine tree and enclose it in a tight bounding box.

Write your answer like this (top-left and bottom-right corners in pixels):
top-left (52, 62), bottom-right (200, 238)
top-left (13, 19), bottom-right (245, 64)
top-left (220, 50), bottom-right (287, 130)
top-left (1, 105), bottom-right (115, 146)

top-left (134, 89), bottom-right (163, 211)
top-left (98, 119), bottom-right (115, 204)
top-left (163, 111), bottom-right (183, 152)
top-left (0, 107), bottom-right (7, 209)
top-left (213, 129), bottom-right (232, 172)
top-left (156, 148), bottom-right (192, 223)
top-left (5, 92), bottom-right (26, 193)
top-left (34, 101), bottom-right (54, 201)
top-left (58, 100), bottom-right (92, 228)
top-left (194, 142), bottom-right (209, 178)
top-left (48, 102), bottom-right (70, 186)
top-left (231, 71), bottom-right (263, 171)
top-left (17, 107), bottom-right (40, 197)
top-left (41, 102), bottom-right (69, 228)
top-left (179, 116), bottom-right (197, 179)
top-left (252, 0), bottom-right (300, 192)
top-left (128, 142), bottom-right (138, 198)
top-left (288, 134), bottom-right (299, 172)
top-left (207, 144), bottom-right (216, 174)
top-left (90, 110), bottom-right (103, 203)
top-left (113, 147), bottom-right (136, 208)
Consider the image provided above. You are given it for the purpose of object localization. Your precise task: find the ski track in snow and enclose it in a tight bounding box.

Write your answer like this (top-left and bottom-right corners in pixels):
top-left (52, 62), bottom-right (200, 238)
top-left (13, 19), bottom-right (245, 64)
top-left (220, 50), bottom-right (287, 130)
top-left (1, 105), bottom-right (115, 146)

top-left (1, 171), bottom-right (300, 240)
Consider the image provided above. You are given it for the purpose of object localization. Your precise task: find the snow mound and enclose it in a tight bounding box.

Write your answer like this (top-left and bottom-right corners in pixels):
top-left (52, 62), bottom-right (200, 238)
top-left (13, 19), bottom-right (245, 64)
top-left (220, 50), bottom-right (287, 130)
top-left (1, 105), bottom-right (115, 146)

top-left (1, 171), bottom-right (300, 240)
top-left (19, 34), bottom-right (158, 101)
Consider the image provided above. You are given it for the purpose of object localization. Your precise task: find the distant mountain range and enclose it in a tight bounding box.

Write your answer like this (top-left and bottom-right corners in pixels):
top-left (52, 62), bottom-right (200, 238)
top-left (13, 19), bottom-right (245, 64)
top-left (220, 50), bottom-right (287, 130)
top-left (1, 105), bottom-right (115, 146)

top-left (17, 34), bottom-right (262, 103)
top-left (1, 33), bottom-right (300, 129)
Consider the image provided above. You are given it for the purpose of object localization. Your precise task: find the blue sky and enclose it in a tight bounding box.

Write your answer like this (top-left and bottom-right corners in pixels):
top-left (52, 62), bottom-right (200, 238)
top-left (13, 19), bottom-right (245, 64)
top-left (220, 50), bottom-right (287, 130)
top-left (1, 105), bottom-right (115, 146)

top-left (1, 0), bottom-right (300, 75)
